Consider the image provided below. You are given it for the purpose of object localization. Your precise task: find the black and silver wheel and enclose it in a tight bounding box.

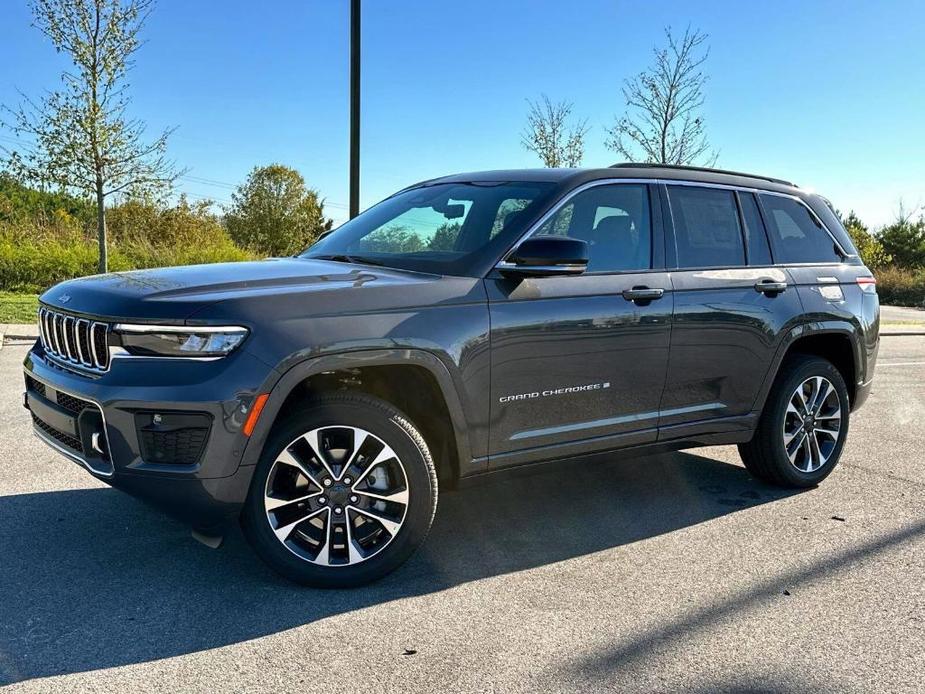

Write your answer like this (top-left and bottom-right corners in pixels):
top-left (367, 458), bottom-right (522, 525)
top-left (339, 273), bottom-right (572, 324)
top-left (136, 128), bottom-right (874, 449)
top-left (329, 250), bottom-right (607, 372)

top-left (782, 375), bottom-right (843, 473)
top-left (739, 355), bottom-right (850, 488)
top-left (242, 393), bottom-right (438, 587)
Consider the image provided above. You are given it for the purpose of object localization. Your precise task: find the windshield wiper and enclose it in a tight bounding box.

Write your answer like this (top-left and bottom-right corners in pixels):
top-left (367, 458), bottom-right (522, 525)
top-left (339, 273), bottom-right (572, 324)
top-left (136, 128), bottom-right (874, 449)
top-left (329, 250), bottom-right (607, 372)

top-left (311, 254), bottom-right (386, 267)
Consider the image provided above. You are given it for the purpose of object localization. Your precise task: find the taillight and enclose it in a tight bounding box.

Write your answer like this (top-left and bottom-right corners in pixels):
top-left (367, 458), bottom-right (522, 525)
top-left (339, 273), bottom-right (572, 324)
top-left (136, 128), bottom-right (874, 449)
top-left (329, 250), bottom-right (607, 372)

top-left (856, 276), bottom-right (877, 293)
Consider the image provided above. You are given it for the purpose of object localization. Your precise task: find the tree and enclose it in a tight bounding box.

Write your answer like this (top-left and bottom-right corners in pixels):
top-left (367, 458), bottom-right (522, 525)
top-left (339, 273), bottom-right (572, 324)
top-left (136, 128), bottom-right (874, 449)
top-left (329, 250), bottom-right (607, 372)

top-left (359, 225), bottom-right (424, 254)
top-left (1, 0), bottom-right (180, 273)
top-left (427, 222), bottom-right (461, 251)
top-left (606, 26), bottom-right (717, 166)
top-left (839, 210), bottom-right (891, 269)
top-left (521, 95), bottom-right (589, 167)
top-left (225, 164), bottom-right (332, 256)
top-left (879, 202), bottom-right (925, 269)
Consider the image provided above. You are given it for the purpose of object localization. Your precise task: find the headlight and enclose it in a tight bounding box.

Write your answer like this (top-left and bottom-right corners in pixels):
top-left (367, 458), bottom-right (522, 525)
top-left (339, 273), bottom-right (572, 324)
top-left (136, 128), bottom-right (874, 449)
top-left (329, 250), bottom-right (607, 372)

top-left (114, 324), bottom-right (249, 358)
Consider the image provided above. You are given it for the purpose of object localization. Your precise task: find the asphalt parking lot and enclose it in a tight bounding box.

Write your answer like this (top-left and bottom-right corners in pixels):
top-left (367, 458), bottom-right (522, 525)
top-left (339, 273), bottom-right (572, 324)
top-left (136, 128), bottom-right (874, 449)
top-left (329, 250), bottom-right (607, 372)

top-left (0, 336), bottom-right (923, 693)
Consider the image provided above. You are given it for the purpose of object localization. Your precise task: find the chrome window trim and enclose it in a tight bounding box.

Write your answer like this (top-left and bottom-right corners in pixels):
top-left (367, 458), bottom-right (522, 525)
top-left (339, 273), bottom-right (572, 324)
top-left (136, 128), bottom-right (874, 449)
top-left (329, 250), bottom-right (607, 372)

top-left (495, 176), bottom-right (850, 271)
top-left (25, 369), bottom-right (115, 477)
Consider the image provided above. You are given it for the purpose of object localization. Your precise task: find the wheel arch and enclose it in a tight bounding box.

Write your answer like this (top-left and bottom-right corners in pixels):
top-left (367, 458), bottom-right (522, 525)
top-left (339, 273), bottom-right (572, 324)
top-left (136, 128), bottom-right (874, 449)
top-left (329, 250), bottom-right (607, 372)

top-left (752, 321), bottom-right (862, 415)
top-left (239, 349), bottom-right (472, 485)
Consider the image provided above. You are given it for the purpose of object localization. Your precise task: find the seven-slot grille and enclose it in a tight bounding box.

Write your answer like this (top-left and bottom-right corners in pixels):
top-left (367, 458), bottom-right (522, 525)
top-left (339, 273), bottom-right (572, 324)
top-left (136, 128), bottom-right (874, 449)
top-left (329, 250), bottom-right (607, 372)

top-left (38, 307), bottom-right (111, 371)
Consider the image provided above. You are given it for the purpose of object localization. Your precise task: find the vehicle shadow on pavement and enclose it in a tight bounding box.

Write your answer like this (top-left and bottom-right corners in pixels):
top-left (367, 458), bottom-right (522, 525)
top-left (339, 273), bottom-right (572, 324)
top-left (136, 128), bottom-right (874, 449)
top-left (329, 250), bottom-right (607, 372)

top-left (0, 450), bottom-right (795, 685)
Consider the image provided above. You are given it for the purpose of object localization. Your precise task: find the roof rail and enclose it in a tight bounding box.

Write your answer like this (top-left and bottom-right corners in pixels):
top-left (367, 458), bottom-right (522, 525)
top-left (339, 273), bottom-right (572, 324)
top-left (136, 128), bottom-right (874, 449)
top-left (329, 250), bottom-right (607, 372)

top-left (609, 162), bottom-right (796, 187)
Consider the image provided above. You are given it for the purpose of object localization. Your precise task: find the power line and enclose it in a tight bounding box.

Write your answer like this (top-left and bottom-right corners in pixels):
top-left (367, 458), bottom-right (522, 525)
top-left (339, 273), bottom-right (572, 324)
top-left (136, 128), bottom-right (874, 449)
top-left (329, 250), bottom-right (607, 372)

top-left (2, 137), bottom-right (353, 212)
top-left (180, 175), bottom-right (237, 190)
top-left (177, 173), bottom-right (351, 211)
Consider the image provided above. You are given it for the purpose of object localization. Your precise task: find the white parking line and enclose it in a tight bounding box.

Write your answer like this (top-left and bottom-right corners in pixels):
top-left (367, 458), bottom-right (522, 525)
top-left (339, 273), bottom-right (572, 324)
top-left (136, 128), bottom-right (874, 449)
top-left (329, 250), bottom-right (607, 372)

top-left (878, 362), bottom-right (925, 367)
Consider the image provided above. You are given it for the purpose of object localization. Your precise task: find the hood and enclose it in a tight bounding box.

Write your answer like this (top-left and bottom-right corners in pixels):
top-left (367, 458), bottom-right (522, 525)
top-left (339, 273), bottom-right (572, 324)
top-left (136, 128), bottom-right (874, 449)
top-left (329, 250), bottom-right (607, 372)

top-left (39, 258), bottom-right (451, 322)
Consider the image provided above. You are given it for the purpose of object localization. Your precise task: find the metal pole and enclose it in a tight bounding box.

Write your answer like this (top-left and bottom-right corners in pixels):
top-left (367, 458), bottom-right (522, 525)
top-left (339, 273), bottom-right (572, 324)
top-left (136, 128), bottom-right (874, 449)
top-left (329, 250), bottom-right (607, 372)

top-left (349, 0), bottom-right (361, 219)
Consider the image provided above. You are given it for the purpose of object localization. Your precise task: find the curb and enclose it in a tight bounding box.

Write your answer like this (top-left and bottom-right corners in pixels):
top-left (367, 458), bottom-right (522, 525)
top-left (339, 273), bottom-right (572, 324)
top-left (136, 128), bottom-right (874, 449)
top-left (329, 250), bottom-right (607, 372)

top-left (0, 323), bottom-right (39, 344)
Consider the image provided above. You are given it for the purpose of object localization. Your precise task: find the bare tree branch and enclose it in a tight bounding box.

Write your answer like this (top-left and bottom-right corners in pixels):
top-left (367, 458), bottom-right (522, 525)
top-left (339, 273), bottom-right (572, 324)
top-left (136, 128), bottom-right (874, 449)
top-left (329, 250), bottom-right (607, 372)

top-left (521, 95), bottom-right (590, 168)
top-left (605, 26), bottom-right (718, 166)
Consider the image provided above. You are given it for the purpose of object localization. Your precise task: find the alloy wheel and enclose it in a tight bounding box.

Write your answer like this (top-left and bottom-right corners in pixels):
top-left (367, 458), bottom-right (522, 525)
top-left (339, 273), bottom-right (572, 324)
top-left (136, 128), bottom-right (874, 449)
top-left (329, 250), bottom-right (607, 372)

top-left (782, 376), bottom-right (843, 473)
top-left (264, 425), bottom-right (409, 566)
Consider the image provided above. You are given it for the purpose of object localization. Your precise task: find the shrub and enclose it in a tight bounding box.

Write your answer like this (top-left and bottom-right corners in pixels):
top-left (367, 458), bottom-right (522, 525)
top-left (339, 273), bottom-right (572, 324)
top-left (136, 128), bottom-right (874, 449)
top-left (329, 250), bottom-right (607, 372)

top-left (0, 173), bottom-right (95, 228)
top-left (0, 195), bottom-right (258, 293)
top-left (879, 215), bottom-right (925, 269)
top-left (875, 266), bottom-right (925, 307)
top-left (225, 164), bottom-right (332, 256)
top-left (841, 211), bottom-right (891, 269)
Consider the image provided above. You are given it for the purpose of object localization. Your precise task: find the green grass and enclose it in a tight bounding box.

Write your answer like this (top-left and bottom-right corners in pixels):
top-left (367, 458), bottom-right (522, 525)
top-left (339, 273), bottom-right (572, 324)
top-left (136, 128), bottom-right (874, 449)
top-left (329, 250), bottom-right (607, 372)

top-left (0, 292), bottom-right (39, 323)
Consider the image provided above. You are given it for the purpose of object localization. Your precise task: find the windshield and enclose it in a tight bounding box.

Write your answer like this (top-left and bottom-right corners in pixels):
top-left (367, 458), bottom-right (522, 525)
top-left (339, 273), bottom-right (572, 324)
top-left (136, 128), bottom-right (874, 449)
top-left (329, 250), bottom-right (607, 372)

top-left (301, 181), bottom-right (556, 275)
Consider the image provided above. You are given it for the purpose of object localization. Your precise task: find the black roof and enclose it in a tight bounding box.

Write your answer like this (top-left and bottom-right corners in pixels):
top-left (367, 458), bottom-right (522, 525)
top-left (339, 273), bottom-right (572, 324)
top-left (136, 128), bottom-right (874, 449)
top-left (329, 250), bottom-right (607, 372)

top-left (430, 163), bottom-right (800, 195)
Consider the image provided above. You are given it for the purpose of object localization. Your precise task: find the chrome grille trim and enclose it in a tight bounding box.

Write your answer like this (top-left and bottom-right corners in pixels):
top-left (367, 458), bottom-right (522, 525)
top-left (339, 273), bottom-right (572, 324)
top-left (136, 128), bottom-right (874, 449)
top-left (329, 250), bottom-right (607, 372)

top-left (52, 313), bottom-right (64, 355)
top-left (38, 310), bottom-right (48, 350)
top-left (91, 322), bottom-right (110, 370)
top-left (63, 315), bottom-right (76, 360)
top-left (75, 318), bottom-right (91, 366)
top-left (37, 307), bottom-right (111, 373)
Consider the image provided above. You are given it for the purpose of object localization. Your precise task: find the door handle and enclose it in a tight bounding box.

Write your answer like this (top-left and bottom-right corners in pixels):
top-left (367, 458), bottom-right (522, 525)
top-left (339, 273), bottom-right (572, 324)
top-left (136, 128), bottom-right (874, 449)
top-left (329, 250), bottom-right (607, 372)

top-left (754, 279), bottom-right (787, 294)
top-left (622, 286), bottom-right (665, 302)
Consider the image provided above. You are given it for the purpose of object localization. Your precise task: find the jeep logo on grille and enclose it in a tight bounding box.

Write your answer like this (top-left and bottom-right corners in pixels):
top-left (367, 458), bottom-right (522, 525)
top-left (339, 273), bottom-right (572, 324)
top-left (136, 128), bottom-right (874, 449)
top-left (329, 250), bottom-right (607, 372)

top-left (58, 294), bottom-right (71, 304)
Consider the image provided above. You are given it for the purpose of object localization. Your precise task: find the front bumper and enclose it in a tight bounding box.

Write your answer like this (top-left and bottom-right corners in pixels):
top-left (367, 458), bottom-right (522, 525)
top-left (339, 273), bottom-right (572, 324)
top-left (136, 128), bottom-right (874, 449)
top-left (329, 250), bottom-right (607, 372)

top-left (23, 344), bottom-right (276, 531)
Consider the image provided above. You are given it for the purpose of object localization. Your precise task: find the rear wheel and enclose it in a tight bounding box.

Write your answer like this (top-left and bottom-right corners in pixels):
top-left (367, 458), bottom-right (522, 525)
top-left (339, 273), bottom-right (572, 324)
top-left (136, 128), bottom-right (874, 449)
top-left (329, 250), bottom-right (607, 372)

top-left (739, 355), bottom-right (850, 488)
top-left (241, 393), bottom-right (438, 587)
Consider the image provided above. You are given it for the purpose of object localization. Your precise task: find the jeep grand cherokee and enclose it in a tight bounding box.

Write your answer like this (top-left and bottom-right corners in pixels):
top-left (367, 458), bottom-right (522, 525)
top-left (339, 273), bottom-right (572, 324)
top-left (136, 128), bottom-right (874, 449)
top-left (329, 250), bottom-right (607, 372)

top-left (23, 164), bottom-right (879, 587)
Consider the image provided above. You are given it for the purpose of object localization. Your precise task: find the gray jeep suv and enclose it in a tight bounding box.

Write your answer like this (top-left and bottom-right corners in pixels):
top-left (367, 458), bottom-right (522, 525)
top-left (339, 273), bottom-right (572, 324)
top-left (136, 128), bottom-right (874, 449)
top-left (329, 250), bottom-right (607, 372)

top-left (23, 164), bottom-right (880, 586)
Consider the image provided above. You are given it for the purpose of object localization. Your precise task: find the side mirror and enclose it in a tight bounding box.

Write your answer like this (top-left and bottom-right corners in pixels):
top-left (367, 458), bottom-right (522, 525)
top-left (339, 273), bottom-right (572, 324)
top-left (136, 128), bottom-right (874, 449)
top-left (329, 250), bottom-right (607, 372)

top-left (501, 235), bottom-right (588, 277)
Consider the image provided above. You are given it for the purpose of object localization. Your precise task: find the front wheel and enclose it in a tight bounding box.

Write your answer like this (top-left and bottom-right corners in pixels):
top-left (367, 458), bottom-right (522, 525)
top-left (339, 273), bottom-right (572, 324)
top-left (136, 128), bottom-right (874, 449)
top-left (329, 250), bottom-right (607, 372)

top-left (739, 355), bottom-right (850, 488)
top-left (241, 393), bottom-right (438, 587)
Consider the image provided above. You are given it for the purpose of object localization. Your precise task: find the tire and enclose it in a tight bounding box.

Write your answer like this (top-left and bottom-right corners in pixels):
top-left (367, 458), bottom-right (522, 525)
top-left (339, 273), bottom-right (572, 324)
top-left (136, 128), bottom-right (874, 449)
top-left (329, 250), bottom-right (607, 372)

top-left (241, 392), bottom-right (438, 587)
top-left (738, 354), bottom-right (850, 488)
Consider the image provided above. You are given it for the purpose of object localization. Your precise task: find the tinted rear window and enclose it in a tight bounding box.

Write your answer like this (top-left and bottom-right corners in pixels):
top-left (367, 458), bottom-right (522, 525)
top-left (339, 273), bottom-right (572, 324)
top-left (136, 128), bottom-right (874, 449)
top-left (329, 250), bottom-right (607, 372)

top-left (668, 186), bottom-right (745, 268)
top-left (760, 194), bottom-right (842, 264)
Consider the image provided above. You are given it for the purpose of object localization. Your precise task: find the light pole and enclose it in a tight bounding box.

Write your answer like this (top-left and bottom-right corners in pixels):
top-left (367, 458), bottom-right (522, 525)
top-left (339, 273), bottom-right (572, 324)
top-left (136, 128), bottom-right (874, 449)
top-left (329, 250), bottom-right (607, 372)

top-left (349, 0), bottom-right (360, 219)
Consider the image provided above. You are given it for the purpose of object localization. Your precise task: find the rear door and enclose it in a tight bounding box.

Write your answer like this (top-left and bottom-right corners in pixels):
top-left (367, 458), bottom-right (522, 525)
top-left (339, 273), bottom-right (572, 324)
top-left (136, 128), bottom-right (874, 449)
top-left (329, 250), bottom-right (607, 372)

top-left (659, 184), bottom-right (804, 438)
top-left (758, 192), bottom-right (860, 311)
top-left (486, 182), bottom-right (672, 468)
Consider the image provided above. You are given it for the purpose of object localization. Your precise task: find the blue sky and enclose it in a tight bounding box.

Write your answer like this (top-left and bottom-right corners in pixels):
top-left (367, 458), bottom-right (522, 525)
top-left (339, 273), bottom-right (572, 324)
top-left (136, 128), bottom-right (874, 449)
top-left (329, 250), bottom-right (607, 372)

top-left (2, 0), bottom-right (923, 227)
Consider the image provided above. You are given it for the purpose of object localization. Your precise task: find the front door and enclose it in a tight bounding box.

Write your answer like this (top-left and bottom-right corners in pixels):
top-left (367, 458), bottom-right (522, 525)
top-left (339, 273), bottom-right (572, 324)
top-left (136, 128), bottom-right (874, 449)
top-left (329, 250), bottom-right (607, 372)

top-left (486, 182), bottom-right (672, 468)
